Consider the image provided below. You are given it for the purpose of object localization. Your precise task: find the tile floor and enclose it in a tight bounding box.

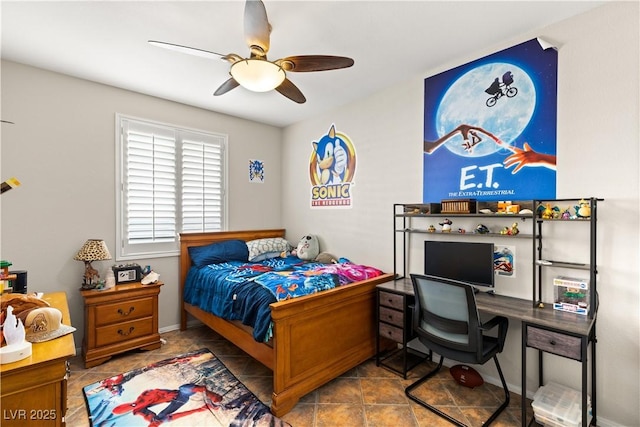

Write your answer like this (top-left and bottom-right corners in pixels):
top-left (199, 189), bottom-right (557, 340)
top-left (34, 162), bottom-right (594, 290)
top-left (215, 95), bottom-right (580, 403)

top-left (66, 326), bottom-right (535, 426)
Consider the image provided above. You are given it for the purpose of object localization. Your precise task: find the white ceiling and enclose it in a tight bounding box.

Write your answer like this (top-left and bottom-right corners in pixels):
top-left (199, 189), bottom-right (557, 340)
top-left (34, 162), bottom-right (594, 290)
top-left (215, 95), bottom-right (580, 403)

top-left (1, 1), bottom-right (605, 128)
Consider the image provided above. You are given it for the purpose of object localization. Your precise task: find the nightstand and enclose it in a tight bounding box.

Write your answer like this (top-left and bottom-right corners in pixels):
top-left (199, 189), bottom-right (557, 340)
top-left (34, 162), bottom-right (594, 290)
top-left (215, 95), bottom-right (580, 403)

top-left (80, 281), bottom-right (163, 368)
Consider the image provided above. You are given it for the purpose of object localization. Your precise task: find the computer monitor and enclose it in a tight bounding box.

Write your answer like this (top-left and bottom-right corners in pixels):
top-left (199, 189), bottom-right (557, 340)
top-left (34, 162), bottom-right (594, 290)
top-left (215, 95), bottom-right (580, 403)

top-left (424, 240), bottom-right (495, 289)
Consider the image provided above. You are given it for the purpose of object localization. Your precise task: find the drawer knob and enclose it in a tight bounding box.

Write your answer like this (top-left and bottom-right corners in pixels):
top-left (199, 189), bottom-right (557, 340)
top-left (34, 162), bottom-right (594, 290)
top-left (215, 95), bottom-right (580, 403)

top-left (118, 327), bottom-right (135, 336)
top-left (118, 307), bottom-right (135, 316)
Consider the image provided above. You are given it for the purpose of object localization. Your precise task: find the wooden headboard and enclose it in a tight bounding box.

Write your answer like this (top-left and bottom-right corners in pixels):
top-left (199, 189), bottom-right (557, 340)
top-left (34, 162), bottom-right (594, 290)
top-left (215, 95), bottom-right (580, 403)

top-left (178, 229), bottom-right (286, 304)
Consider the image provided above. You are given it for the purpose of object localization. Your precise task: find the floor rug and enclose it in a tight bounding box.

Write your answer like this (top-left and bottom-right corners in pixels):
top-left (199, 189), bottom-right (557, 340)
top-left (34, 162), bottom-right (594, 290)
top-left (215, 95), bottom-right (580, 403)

top-left (83, 348), bottom-right (290, 427)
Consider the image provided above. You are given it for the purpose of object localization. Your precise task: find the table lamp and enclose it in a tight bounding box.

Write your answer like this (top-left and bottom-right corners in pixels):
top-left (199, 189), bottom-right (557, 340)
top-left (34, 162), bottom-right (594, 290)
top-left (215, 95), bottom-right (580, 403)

top-left (74, 239), bottom-right (112, 289)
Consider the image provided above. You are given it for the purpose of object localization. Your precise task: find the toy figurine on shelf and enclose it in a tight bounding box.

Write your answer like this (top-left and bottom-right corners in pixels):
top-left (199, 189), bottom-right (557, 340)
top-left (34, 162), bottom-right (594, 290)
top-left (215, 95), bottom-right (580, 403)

top-left (439, 218), bottom-right (453, 233)
top-left (574, 199), bottom-right (591, 218)
top-left (561, 208), bottom-right (572, 220)
top-left (458, 228), bottom-right (466, 233)
top-left (474, 224), bottom-right (490, 234)
top-left (536, 203), bottom-right (560, 219)
top-left (427, 225), bottom-right (436, 233)
top-left (499, 222), bottom-right (519, 235)
top-left (510, 222), bottom-right (520, 235)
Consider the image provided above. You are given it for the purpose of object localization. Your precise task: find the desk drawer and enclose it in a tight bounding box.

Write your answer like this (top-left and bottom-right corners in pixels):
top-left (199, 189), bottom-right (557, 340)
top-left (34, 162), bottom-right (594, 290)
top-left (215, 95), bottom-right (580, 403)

top-left (379, 306), bottom-right (404, 327)
top-left (379, 291), bottom-right (404, 310)
top-left (527, 326), bottom-right (583, 361)
top-left (379, 322), bottom-right (404, 343)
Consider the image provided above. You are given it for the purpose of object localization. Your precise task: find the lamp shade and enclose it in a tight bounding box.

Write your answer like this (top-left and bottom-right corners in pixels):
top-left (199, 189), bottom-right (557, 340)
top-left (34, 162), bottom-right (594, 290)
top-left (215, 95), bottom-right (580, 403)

top-left (230, 59), bottom-right (286, 92)
top-left (74, 239), bottom-right (112, 262)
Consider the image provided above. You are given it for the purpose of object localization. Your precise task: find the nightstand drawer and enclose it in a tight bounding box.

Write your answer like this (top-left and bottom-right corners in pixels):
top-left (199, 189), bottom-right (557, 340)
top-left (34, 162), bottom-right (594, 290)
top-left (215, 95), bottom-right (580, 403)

top-left (379, 306), bottom-right (404, 327)
top-left (379, 322), bottom-right (404, 343)
top-left (96, 317), bottom-right (154, 347)
top-left (95, 297), bottom-right (154, 326)
top-left (379, 291), bottom-right (404, 310)
top-left (527, 326), bottom-right (582, 361)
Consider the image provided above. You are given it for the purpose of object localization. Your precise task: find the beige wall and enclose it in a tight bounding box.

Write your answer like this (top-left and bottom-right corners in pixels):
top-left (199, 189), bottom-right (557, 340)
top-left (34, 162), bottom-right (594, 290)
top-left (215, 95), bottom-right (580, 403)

top-left (0, 60), bottom-right (283, 351)
top-left (281, 3), bottom-right (639, 426)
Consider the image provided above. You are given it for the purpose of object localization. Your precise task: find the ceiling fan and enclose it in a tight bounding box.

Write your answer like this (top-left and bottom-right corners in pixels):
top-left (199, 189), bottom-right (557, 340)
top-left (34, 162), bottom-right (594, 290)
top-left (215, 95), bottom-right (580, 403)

top-left (149, 0), bottom-right (354, 104)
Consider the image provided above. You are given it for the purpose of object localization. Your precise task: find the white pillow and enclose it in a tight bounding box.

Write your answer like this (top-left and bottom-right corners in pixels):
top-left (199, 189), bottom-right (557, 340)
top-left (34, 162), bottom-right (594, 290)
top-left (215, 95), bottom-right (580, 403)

top-left (246, 237), bottom-right (291, 262)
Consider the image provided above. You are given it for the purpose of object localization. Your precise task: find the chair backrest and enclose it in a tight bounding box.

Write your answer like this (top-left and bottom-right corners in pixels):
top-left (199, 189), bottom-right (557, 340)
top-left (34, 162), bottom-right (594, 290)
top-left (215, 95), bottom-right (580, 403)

top-left (410, 274), bottom-right (482, 354)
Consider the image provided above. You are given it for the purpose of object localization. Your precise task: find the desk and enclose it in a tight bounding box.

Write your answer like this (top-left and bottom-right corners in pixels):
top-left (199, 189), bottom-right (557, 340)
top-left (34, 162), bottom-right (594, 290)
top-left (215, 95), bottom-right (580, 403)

top-left (377, 279), bottom-right (596, 427)
top-left (0, 292), bottom-right (76, 426)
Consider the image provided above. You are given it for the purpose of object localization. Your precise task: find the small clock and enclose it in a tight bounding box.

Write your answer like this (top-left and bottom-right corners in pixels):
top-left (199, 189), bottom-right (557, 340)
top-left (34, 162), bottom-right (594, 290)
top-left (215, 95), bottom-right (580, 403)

top-left (112, 264), bottom-right (142, 284)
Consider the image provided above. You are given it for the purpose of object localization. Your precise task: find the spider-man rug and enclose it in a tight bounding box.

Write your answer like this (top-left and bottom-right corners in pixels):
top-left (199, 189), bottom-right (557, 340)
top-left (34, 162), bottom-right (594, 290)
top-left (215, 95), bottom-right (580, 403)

top-left (82, 348), bottom-right (290, 427)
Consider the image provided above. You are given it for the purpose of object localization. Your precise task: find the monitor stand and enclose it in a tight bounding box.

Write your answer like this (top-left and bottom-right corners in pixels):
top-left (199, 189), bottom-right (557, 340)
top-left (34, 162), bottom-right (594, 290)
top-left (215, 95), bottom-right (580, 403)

top-left (473, 287), bottom-right (496, 296)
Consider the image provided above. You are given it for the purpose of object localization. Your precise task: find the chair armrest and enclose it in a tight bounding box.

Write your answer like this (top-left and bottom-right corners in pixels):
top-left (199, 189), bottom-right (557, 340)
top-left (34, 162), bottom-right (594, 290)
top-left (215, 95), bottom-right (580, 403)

top-left (481, 316), bottom-right (509, 352)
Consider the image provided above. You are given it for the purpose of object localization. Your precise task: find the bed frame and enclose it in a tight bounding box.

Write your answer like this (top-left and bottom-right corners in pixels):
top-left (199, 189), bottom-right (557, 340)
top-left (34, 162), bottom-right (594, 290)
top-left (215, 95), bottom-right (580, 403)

top-left (179, 229), bottom-right (394, 417)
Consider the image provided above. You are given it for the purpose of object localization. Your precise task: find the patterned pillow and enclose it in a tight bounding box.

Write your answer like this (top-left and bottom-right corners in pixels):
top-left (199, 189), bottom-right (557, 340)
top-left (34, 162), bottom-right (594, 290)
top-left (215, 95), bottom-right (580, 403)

top-left (246, 237), bottom-right (291, 262)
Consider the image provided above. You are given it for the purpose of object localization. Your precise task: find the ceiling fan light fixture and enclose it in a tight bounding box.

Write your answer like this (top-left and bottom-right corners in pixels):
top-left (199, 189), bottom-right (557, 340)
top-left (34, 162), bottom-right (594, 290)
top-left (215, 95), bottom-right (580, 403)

top-left (230, 59), bottom-right (285, 92)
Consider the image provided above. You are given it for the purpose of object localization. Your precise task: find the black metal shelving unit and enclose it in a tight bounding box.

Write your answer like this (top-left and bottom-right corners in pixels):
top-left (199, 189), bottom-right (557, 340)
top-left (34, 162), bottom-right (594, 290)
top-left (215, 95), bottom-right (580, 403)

top-left (532, 198), bottom-right (602, 319)
top-left (393, 202), bottom-right (533, 279)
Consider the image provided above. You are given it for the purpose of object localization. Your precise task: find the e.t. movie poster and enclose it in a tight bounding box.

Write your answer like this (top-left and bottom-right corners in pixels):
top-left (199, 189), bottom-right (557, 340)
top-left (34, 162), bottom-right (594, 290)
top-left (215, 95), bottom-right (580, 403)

top-left (423, 38), bottom-right (557, 202)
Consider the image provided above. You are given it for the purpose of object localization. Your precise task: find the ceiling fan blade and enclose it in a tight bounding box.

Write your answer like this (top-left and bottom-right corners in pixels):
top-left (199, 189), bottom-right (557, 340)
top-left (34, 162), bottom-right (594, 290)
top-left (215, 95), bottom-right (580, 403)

top-left (214, 78), bottom-right (240, 96)
top-left (148, 40), bottom-right (225, 60)
top-left (276, 55), bottom-right (354, 72)
top-left (244, 0), bottom-right (270, 57)
top-left (276, 78), bottom-right (306, 104)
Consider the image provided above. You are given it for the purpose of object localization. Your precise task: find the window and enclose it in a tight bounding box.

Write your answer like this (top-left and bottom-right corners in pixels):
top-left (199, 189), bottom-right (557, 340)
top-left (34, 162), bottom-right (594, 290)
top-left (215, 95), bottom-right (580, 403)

top-left (116, 114), bottom-right (227, 260)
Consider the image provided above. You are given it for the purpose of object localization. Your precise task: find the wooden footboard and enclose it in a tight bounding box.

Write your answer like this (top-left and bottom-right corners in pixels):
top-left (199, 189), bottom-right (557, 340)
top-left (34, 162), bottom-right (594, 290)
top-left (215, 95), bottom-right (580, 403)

top-left (269, 272), bottom-right (393, 416)
top-left (179, 230), bottom-right (393, 416)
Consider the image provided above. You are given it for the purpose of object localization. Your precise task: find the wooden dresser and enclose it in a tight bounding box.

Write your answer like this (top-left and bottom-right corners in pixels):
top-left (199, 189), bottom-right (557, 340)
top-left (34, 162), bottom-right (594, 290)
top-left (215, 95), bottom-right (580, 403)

top-left (0, 292), bottom-right (76, 427)
top-left (81, 281), bottom-right (162, 368)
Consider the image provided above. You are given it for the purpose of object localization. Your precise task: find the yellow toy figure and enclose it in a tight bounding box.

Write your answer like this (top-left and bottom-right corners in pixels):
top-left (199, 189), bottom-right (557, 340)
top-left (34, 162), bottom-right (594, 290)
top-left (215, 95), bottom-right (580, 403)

top-left (537, 203), bottom-right (560, 219)
top-left (510, 222), bottom-right (520, 235)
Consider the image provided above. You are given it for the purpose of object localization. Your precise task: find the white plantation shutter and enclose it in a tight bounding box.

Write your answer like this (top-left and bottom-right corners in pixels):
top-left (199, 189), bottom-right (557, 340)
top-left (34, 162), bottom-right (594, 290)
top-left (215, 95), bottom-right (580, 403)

top-left (181, 137), bottom-right (225, 232)
top-left (117, 115), bottom-right (227, 259)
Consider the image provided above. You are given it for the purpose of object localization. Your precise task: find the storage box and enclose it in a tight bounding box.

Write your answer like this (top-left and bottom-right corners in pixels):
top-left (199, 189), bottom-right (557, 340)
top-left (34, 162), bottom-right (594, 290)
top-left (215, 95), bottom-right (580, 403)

top-left (553, 276), bottom-right (590, 315)
top-left (440, 199), bottom-right (476, 214)
top-left (532, 382), bottom-right (591, 427)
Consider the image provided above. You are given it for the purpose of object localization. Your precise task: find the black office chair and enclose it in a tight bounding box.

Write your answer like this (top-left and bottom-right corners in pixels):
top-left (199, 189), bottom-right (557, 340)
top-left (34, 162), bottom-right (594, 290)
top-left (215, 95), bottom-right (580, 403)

top-left (406, 274), bottom-right (510, 426)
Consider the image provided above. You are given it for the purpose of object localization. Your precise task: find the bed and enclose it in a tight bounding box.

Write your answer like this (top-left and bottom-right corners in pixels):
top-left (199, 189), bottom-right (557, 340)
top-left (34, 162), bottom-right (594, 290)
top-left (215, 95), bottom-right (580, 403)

top-left (179, 229), bottom-right (394, 417)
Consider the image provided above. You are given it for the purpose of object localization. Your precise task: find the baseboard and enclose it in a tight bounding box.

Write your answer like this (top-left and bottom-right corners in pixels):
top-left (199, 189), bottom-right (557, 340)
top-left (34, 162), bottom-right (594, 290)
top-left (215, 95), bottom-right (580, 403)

top-left (159, 320), bottom-right (203, 334)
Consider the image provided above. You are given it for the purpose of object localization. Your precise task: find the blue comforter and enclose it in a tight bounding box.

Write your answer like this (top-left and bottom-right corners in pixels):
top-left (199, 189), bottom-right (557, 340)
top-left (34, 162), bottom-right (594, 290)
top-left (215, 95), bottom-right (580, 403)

top-left (183, 256), bottom-right (383, 342)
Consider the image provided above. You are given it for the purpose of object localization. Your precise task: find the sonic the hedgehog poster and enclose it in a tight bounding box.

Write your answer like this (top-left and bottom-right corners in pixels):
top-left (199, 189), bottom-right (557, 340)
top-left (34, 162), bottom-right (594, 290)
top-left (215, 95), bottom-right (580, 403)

top-left (309, 125), bottom-right (357, 208)
top-left (423, 38), bottom-right (557, 202)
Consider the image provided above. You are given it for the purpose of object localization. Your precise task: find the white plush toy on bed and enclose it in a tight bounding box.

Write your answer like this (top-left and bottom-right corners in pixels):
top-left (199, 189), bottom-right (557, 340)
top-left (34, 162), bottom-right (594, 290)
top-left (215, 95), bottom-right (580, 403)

top-left (294, 234), bottom-right (320, 260)
top-left (281, 234), bottom-right (338, 263)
